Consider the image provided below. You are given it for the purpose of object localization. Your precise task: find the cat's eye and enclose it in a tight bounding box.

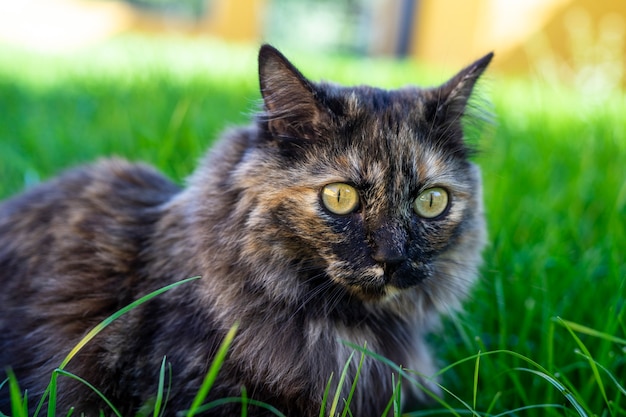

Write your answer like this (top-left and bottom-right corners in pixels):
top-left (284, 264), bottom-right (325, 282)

top-left (413, 187), bottom-right (449, 219)
top-left (321, 183), bottom-right (360, 215)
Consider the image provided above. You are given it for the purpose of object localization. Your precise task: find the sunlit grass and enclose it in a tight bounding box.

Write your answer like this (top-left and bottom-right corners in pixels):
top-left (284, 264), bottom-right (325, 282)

top-left (0, 35), bottom-right (624, 416)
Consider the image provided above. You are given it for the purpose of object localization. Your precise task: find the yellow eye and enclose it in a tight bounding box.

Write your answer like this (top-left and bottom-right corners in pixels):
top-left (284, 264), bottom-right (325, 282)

top-left (321, 183), bottom-right (360, 215)
top-left (414, 187), bottom-right (449, 218)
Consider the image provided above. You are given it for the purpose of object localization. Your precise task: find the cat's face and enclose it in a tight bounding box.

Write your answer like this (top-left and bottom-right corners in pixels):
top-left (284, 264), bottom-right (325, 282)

top-left (233, 46), bottom-right (489, 305)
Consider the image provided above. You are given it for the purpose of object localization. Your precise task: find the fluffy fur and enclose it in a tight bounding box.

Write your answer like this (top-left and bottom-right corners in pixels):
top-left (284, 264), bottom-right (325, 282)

top-left (0, 45), bottom-right (491, 416)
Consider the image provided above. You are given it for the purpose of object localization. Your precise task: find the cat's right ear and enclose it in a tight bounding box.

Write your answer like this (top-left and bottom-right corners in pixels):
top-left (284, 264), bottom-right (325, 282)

top-left (258, 45), bottom-right (330, 141)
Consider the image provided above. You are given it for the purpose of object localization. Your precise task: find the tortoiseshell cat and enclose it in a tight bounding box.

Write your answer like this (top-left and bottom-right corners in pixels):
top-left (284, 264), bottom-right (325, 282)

top-left (0, 45), bottom-right (491, 416)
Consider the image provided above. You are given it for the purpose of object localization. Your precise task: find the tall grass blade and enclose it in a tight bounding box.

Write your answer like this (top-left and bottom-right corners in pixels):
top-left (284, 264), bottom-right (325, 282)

top-left (342, 341), bottom-right (463, 416)
top-left (556, 317), bottom-right (626, 345)
top-left (52, 369), bottom-right (123, 417)
top-left (379, 393), bottom-right (394, 417)
top-left (546, 319), bottom-right (556, 407)
top-left (46, 372), bottom-right (58, 417)
top-left (340, 346), bottom-right (366, 417)
top-left (573, 351), bottom-right (626, 396)
top-left (190, 397), bottom-right (286, 417)
top-left (240, 386), bottom-right (248, 417)
top-left (329, 351), bottom-right (354, 417)
top-left (319, 373), bottom-right (333, 417)
top-left (185, 322), bottom-right (239, 417)
top-left (392, 374), bottom-right (401, 417)
top-left (555, 317), bottom-right (610, 410)
top-left (513, 368), bottom-right (588, 417)
top-left (492, 404), bottom-right (572, 416)
top-left (484, 391), bottom-right (501, 415)
top-left (6, 369), bottom-right (27, 417)
top-left (33, 276), bottom-right (200, 417)
top-left (423, 347), bottom-right (599, 416)
top-left (153, 356), bottom-right (170, 417)
top-left (472, 351), bottom-right (480, 410)
top-left (60, 277), bottom-right (200, 370)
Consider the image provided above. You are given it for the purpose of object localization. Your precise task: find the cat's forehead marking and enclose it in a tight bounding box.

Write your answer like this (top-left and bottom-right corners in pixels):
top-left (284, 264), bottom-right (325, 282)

top-left (420, 148), bottom-right (452, 183)
top-left (347, 150), bottom-right (387, 185)
top-left (341, 121), bottom-right (445, 188)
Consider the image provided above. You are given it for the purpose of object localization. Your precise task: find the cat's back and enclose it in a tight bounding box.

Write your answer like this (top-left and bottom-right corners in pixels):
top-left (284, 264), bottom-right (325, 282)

top-left (0, 159), bottom-right (180, 378)
top-left (0, 156), bottom-right (180, 290)
top-left (0, 158), bottom-right (179, 265)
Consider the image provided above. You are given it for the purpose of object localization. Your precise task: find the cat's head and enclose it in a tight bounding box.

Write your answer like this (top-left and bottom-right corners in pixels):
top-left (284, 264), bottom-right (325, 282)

top-left (230, 45), bottom-right (490, 308)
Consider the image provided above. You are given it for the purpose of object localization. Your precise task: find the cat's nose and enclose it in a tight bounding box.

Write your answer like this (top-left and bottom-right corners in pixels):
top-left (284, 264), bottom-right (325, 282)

top-left (372, 246), bottom-right (406, 280)
top-left (370, 222), bottom-right (407, 266)
top-left (371, 246), bottom-right (406, 265)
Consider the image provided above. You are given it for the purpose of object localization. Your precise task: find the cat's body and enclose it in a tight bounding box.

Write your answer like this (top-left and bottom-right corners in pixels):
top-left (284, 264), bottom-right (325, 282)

top-left (0, 46), bottom-right (491, 416)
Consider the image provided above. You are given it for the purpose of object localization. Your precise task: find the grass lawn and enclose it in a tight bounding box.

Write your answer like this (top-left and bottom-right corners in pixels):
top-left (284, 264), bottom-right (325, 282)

top-left (0, 35), bottom-right (624, 416)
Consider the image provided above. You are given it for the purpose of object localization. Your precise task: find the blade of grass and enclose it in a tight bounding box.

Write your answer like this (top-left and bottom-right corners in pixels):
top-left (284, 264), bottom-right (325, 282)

top-left (484, 391), bottom-right (501, 415)
top-left (60, 277), bottom-right (200, 369)
top-left (340, 346), bottom-right (366, 417)
top-left (153, 356), bottom-right (169, 417)
top-left (46, 371), bottom-right (58, 417)
top-left (6, 369), bottom-right (27, 417)
top-left (555, 317), bottom-right (610, 410)
top-left (414, 347), bottom-right (594, 416)
top-left (472, 351), bottom-right (480, 410)
top-left (494, 275), bottom-right (507, 350)
top-left (342, 341), bottom-right (463, 417)
top-left (379, 397), bottom-right (395, 417)
top-left (573, 351), bottom-right (626, 396)
top-left (556, 317), bottom-right (626, 345)
top-left (546, 319), bottom-right (555, 407)
top-left (492, 403), bottom-right (572, 417)
top-left (513, 368), bottom-right (589, 417)
top-left (192, 397), bottom-right (286, 416)
top-left (319, 373), bottom-right (333, 417)
top-left (52, 369), bottom-right (123, 417)
top-left (329, 351), bottom-right (355, 417)
top-left (185, 322), bottom-right (239, 417)
top-left (33, 276), bottom-right (200, 417)
top-left (240, 386), bottom-right (248, 417)
top-left (392, 373), bottom-right (401, 417)
top-left (617, 302), bottom-right (626, 333)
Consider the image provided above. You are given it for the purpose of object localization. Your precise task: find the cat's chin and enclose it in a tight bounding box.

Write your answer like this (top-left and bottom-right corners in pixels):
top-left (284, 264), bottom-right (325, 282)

top-left (328, 263), bottom-right (426, 303)
top-left (344, 279), bottom-right (406, 303)
top-left (347, 284), bottom-right (388, 303)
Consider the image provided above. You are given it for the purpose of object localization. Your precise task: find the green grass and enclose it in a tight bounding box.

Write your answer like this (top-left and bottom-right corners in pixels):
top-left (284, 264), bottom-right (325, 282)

top-left (1, 35), bottom-right (625, 416)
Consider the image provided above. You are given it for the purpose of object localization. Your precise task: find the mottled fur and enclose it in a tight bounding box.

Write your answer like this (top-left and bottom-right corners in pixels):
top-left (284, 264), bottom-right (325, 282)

top-left (0, 45), bottom-right (491, 416)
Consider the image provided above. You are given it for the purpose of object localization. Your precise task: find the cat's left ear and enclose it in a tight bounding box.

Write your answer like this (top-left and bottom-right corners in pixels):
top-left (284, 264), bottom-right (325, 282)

top-left (432, 52), bottom-right (493, 118)
top-left (258, 44), bottom-right (332, 141)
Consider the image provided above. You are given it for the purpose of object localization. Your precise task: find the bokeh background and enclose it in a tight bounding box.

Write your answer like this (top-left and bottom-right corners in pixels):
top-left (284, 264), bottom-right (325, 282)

top-left (1, 0), bottom-right (626, 87)
top-left (0, 1), bottom-right (624, 416)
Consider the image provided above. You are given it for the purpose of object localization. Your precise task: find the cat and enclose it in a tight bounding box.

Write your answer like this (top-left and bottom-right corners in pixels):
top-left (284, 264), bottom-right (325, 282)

top-left (0, 44), bottom-right (491, 416)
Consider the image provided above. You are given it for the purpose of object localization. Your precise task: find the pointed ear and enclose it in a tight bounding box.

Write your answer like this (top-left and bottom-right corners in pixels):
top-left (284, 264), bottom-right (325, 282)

top-left (258, 45), bottom-right (330, 140)
top-left (433, 52), bottom-right (493, 119)
top-left (424, 52), bottom-right (494, 154)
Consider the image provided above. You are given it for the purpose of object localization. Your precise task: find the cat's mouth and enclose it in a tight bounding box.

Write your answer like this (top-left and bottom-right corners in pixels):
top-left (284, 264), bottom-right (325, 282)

top-left (339, 261), bottom-right (430, 302)
top-left (386, 260), bottom-right (432, 289)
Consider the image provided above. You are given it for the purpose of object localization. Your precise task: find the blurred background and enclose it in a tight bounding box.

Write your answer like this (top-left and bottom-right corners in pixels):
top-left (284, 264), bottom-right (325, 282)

top-left (0, 0), bottom-right (625, 89)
